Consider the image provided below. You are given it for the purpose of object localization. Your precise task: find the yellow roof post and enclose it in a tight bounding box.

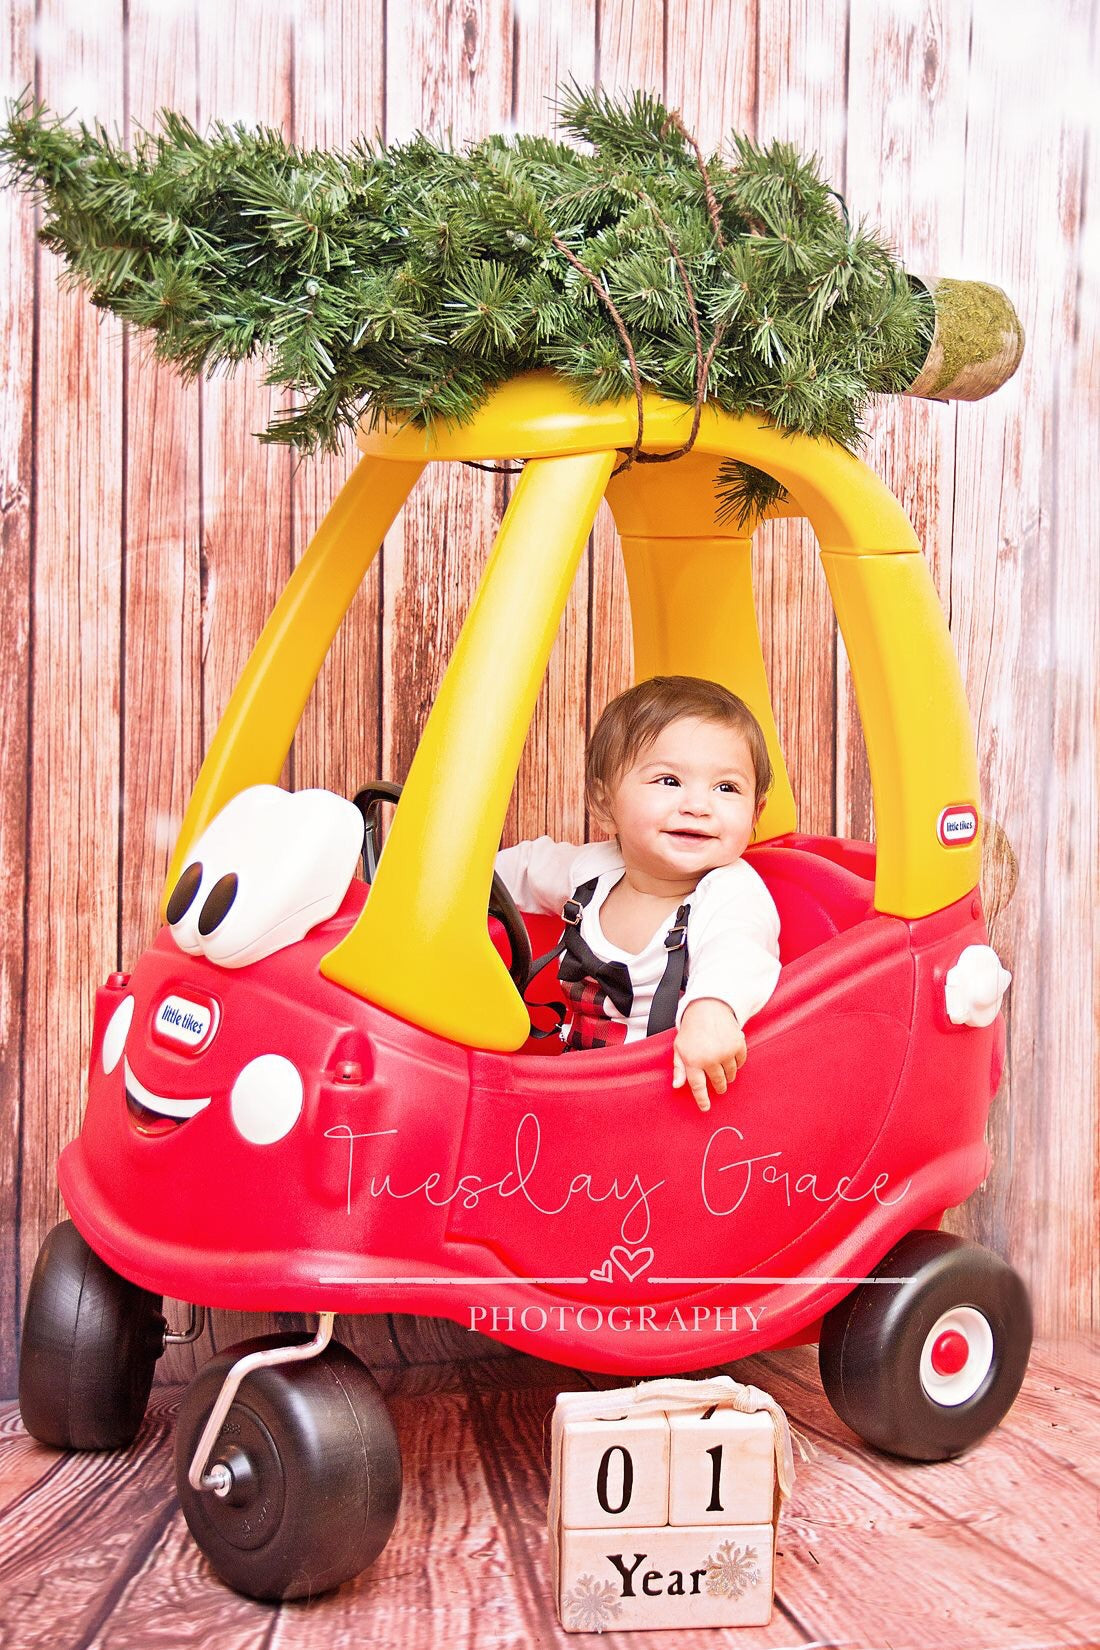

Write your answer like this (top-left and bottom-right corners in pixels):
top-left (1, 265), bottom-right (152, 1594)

top-left (321, 448), bottom-right (616, 1050)
top-left (821, 549), bottom-right (981, 916)
top-left (607, 450), bottom-right (799, 841)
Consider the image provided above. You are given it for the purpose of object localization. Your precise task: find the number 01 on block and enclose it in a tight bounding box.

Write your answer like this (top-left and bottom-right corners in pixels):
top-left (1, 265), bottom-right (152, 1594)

top-left (549, 1393), bottom-right (780, 1631)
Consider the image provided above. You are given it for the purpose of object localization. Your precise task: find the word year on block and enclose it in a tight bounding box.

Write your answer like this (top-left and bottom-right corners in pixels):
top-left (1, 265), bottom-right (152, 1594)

top-left (550, 1389), bottom-right (781, 1631)
top-left (559, 1523), bottom-right (775, 1632)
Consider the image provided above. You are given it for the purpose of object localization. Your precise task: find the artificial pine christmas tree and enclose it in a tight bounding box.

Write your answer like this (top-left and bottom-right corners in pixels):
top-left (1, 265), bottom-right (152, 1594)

top-left (1, 84), bottom-right (1021, 522)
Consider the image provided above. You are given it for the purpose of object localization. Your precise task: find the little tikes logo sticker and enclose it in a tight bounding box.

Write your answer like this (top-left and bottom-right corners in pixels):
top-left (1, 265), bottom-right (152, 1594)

top-left (937, 805), bottom-right (978, 846)
top-left (154, 994), bottom-right (216, 1049)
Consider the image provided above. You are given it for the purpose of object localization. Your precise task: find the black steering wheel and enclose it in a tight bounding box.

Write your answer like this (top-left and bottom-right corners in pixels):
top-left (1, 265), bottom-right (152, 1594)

top-left (351, 782), bottom-right (533, 992)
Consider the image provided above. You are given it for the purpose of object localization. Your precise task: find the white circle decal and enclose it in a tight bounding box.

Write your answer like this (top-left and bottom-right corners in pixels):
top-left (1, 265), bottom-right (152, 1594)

top-left (230, 1054), bottom-right (303, 1145)
top-left (101, 995), bottom-right (135, 1075)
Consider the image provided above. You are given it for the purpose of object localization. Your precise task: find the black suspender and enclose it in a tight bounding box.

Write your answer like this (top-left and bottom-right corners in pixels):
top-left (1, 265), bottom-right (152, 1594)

top-left (523, 877), bottom-right (691, 1039)
top-left (647, 903), bottom-right (690, 1036)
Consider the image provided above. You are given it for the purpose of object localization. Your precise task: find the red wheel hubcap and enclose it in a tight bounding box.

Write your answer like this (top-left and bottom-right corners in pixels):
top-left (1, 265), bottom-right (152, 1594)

top-left (930, 1328), bottom-right (969, 1376)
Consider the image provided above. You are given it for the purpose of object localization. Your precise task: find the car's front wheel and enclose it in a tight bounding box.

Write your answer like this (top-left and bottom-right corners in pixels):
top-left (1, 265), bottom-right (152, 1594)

top-left (19, 1220), bottom-right (165, 1449)
top-left (175, 1335), bottom-right (402, 1600)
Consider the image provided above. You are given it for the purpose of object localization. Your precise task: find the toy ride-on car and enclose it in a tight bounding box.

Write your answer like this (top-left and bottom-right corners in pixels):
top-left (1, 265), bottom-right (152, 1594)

top-left (18, 374), bottom-right (1031, 1600)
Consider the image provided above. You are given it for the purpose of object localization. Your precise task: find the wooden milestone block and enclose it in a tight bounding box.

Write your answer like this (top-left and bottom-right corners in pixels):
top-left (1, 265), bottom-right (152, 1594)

top-left (667, 1404), bottom-right (775, 1526)
top-left (556, 1394), bottom-right (670, 1531)
top-left (558, 1522), bottom-right (775, 1632)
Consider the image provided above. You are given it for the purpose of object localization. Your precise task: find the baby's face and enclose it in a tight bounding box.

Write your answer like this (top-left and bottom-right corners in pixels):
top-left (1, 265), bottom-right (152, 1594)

top-left (594, 715), bottom-right (763, 888)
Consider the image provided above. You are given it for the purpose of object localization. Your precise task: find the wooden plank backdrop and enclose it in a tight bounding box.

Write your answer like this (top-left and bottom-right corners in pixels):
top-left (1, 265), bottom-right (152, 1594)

top-left (0, 0), bottom-right (1096, 1401)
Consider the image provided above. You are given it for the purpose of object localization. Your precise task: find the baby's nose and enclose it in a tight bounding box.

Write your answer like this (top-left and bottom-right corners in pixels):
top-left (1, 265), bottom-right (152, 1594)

top-left (680, 791), bottom-right (711, 815)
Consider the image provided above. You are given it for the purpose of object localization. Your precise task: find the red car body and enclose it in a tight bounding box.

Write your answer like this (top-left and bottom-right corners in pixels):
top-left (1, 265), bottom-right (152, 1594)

top-left (61, 832), bottom-right (1003, 1376)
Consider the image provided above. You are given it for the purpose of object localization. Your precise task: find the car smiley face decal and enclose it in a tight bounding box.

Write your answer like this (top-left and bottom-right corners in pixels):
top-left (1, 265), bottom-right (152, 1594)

top-left (100, 785), bottom-right (365, 1144)
top-left (100, 986), bottom-right (215, 1135)
top-left (103, 982), bottom-right (307, 1145)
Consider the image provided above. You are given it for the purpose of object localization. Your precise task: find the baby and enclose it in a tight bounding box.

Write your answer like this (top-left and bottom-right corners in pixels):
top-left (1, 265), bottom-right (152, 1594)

top-left (494, 676), bottom-right (781, 1110)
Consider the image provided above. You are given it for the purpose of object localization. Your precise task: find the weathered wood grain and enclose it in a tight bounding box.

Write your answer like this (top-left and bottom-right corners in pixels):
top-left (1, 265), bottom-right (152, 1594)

top-left (0, 1401), bottom-right (177, 1650)
top-left (507, 0), bottom-right (595, 848)
top-left (1025, 0), bottom-right (1100, 1338)
top-left (81, 1393), bottom-right (275, 1650)
top-left (0, 1406), bottom-right (58, 1521)
top-left (17, 2), bottom-right (127, 1368)
top-left (944, 1), bottom-right (1094, 1331)
top-left (755, 0), bottom-right (849, 841)
top-left (767, 1402), bottom-right (1098, 1643)
top-left (289, 2), bottom-right (385, 805)
top-left (585, 4), bottom-right (665, 798)
top-left (1074, 6), bottom-right (1100, 1344)
top-left (119, 2), bottom-right (203, 978)
top-left (87, 1508), bottom-right (276, 1650)
top-left (0, 0), bottom-right (36, 1401)
top-left (665, 0), bottom-right (757, 150)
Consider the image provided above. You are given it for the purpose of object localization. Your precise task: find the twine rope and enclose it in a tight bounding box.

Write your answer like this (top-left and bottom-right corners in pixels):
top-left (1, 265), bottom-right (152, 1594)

top-left (464, 109), bottom-right (727, 482)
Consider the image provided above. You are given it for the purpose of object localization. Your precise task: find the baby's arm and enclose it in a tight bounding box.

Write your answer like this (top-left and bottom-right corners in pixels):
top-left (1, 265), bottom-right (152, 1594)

top-left (672, 999), bottom-right (746, 1110)
top-left (672, 871), bottom-right (781, 1110)
top-left (494, 835), bottom-right (580, 917)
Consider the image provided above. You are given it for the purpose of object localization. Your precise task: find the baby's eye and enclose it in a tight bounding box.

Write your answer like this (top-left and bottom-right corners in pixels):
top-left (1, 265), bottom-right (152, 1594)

top-left (654, 775), bottom-right (681, 787)
top-left (716, 782), bottom-right (741, 794)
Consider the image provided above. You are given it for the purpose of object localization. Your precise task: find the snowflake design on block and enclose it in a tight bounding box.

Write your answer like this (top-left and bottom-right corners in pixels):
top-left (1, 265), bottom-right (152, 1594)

top-left (704, 1539), bottom-right (762, 1599)
top-left (562, 1574), bottom-right (624, 1632)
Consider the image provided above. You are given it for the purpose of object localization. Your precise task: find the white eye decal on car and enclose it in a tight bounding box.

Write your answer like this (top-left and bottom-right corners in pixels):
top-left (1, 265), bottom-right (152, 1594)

top-left (165, 860), bottom-right (206, 956)
top-left (166, 785), bottom-right (364, 969)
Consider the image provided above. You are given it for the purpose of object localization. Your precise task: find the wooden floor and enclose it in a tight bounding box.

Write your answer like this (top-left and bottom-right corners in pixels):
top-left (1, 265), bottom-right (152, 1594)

top-left (0, 1337), bottom-right (1096, 1650)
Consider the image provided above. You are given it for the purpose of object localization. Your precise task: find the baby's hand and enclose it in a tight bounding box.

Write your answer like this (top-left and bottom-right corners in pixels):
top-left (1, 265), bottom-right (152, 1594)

top-left (672, 999), bottom-right (747, 1112)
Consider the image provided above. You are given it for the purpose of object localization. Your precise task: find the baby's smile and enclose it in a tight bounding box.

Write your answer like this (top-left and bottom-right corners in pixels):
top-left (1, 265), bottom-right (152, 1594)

top-left (593, 716), bottom-right (763, 896)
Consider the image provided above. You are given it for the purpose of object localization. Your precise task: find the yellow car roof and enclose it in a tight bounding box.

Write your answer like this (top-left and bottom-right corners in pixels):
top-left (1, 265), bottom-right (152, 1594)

top-left (167, 374), bottom-right (980, 1050)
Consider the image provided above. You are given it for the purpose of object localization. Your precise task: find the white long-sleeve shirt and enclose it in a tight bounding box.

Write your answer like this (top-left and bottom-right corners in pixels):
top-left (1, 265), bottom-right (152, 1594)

top-left (494, 836), bottom-right (781, 1044)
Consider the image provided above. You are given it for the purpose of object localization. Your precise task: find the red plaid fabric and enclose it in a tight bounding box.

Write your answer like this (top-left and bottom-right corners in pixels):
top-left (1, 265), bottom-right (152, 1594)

top-left (563, 975), bottom-right (629, 1050)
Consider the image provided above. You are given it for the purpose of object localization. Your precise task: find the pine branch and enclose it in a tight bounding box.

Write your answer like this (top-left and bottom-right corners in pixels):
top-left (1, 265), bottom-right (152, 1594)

top-left (0, 84), bottom-right (937, 516)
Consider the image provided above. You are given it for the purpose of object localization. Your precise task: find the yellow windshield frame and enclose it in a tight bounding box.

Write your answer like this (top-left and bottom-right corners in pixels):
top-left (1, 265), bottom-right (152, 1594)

top-left (163, 456), bottom-right (425, 899)
top-left (170, 372), bottom-right (980, 1052)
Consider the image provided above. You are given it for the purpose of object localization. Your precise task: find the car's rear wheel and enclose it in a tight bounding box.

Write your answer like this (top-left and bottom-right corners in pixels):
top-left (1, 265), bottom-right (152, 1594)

top-left (818, 1228), bottom-right (1032, 1461)
top-left (19, 1220), bottom-right (165, 1449)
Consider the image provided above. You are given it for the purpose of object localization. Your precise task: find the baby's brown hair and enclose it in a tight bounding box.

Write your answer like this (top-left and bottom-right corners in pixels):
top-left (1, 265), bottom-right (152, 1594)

top-left (585, 676), bottom-right (774, 816)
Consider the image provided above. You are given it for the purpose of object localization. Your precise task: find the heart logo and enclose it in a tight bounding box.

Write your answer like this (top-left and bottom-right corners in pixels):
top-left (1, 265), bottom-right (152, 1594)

top-left (610, 1245), bottom-right (654, 1283)
top-left (590, 1259), bottom-right (614, 1283)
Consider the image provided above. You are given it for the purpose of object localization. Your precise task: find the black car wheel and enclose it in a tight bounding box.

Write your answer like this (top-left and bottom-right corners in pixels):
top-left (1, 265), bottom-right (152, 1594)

top-left (19, 1220), bottom-right (165, 1449)
top-left (175, 1335), bottom-right (402, 1601)
top-left (819, 1228), bottom-right (1032, 1461)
